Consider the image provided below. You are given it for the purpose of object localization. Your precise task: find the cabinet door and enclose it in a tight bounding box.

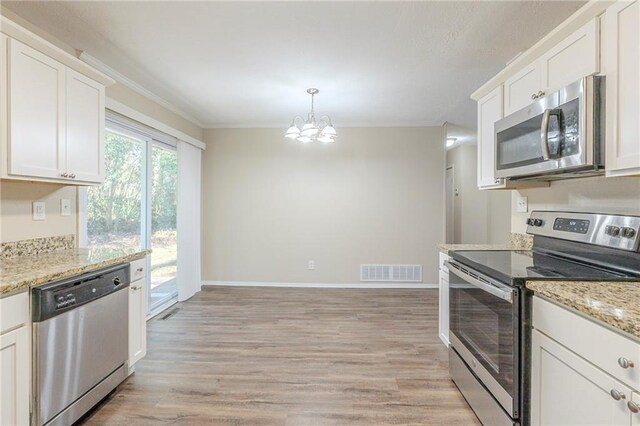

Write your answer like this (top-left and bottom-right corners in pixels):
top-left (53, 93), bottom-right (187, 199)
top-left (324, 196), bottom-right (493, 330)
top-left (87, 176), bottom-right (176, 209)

top-left (8, 38), bottom-right (65, 179)
top-left (503, 61), bottom-right (543, 115)
top-left (631, 392), bottom-right (640, 424)
top-left (0, 326), bottom-right (30, 426)
top-left (531, 329), bottom-right (631, 426)
top-left (129, 279), bottom-right (147, 367)
top-left (604, 0), bottom-right (640, 177)
top-left (65, 68), bottom-right (105, 184)
top-left (438, 268), bottom-right (449, 346)
top-left (477, 85), bottom-right (505, 189)
top-left (541, 18), bottom-right (600, 94)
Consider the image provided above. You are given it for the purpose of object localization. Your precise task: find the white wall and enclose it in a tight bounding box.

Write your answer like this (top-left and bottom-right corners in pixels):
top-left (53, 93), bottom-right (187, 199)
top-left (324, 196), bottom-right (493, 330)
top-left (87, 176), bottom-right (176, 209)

top-left (512, 176), bottom-right (640, 233)
top-left (0, 182), bottom-right (77, 243)
top-left (446, 144), bottom-right (511, 244)
top-left (202, 127), bottom-right (445, 284)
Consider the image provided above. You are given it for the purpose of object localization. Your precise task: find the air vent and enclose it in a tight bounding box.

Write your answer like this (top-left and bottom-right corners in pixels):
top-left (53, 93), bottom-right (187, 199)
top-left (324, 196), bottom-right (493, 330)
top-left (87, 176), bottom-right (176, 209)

top-left (160, 308), bottom-right (179, 320)
top-left (360, 264), bottom-right (422, 282)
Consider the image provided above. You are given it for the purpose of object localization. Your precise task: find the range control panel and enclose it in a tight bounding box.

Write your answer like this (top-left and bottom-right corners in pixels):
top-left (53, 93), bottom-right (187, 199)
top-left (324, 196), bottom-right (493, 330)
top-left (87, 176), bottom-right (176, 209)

top-left (526, 211), bottom-right (640, 252)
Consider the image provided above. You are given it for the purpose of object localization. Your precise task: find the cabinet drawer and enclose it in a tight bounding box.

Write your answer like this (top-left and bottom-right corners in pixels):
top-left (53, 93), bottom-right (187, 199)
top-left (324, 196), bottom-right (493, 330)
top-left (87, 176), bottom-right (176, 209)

top-left (439, 252), bottom-right (450, 271)
top-left (0, 292), bottom-right (29, 334)
top-left (534, 296), bottom-right (640, 391)
top-left (129, 258), bottom-right (146, 282)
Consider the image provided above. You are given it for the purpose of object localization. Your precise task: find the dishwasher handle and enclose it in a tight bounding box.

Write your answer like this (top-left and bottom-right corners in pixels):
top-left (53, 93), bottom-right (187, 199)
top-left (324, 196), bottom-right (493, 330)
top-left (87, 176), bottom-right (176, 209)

top-left (445, 260), bottom-right (514, 303)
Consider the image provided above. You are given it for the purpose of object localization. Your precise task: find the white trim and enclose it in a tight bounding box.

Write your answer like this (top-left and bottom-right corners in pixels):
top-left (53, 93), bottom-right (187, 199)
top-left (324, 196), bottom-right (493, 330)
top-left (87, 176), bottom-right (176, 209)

top-left (202, 281), bottom-right (438, 289)
top-left (106, 98), bottom-right (205, 150)
top-left (77, 187), bottom-right (88, 248)
top-left (79, 51), bottom-right (204, 128)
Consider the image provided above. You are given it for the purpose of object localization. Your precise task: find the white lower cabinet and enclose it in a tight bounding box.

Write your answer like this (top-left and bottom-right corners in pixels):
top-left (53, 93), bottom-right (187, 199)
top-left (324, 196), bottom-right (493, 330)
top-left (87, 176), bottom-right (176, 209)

top-left (128, 276), bottom-right (147, 368)
top-left (531, 329), bottom-right (631, 425)
top-left (0, 325), bottom-right (30, 426)
top-left (532, 296), bottom-right (640, 425)
top-left (438, 252), bottom-right (450, 346)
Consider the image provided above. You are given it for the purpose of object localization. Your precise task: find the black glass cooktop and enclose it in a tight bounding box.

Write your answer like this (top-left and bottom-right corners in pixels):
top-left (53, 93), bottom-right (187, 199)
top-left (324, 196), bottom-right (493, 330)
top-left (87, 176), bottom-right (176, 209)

top-left (451, 250), bottom-right (638, 285)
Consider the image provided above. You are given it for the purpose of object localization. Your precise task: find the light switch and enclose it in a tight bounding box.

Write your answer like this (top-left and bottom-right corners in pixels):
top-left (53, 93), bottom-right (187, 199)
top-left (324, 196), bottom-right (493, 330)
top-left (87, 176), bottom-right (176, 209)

top-left (33, 202), bottom-right (46, 221)
top-left (60, 199), bottom-right (71, 216)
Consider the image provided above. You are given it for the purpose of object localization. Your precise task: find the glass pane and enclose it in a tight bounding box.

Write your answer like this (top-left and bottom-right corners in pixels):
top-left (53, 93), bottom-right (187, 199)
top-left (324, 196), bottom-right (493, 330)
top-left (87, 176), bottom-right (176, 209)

top-left (149, 144), bottom-right (178, 311)
top-left (87, 131), bottom-right (144, 250)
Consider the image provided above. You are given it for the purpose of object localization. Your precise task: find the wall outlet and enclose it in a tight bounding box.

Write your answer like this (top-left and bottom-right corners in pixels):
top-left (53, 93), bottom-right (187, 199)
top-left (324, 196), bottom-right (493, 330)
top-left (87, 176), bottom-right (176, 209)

top-left (33, 202), bottom-right (46, 221)
top-left (60, 199), bottom-right (71, 216)
top-left (516, 196), bottom-right (528, 213)
top-left (308, 260), bottom-right (315, 270)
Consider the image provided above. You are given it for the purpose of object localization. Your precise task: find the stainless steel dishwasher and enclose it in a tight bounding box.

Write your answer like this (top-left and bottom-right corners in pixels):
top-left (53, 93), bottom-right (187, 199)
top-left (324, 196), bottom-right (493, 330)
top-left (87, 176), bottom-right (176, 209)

top-left (32, 264), bottom-right (130, 426)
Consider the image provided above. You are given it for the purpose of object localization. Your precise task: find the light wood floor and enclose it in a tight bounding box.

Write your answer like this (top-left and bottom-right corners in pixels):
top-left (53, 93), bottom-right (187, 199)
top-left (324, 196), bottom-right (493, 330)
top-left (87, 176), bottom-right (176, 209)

top-left (82, 287), bottom-right (480, 425)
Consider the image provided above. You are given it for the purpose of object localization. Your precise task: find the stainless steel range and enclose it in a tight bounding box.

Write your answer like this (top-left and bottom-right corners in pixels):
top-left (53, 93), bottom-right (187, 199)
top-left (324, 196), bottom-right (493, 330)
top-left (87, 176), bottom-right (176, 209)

top-left (447, 211), bottom-right (640, 426)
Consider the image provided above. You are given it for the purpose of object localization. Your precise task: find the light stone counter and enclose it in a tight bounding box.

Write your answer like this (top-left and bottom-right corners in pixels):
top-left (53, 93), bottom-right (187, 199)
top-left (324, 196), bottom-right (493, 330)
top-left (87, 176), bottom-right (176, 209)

top-left (526, 280), bottom-right (640, 340)
top-left (438, 232), bottom-right (533, 254)
top-left (1, 248), bottom-right (150, 297)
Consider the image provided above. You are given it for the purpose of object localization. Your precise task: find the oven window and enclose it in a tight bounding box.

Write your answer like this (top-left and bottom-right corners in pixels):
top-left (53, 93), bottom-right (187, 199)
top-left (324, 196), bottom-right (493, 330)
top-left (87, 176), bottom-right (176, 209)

top-left (449, 278), bottom-right (515, 397)
top-left (457, 291), bottom-right (501, 372)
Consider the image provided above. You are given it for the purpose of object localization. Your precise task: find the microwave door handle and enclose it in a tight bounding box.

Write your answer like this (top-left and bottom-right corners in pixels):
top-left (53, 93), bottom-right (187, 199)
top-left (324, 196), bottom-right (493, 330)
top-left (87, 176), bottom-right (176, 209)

top-left (445, 261), bottom-right (513, 303)
top-left (541, 109), bottom-right (552, 160)
top-left (540, 108), bottom-right (563, 160)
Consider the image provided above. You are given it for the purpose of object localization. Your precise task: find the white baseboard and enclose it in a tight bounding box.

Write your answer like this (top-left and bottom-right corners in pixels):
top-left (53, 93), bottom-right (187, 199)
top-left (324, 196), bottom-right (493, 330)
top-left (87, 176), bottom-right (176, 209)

top-left (202, 280), bottom-right (438, 289)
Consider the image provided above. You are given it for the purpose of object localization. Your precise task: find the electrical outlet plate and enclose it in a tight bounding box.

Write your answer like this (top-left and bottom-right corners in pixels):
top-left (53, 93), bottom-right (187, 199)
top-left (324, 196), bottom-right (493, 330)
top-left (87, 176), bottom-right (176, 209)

top-left (60, 199), bottom-right (71, 216)
top-left (308, 260), bottom-right (315, 270)
top-left (516, 196), bottom-right (528, 213)
top-left (33, 202), bottom-right (46, 221)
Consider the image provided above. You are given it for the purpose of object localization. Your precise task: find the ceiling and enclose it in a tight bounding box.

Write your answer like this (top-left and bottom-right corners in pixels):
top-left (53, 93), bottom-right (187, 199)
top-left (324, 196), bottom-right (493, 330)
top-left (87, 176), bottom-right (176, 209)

top-left (3, 1), bottom-right (585, 132)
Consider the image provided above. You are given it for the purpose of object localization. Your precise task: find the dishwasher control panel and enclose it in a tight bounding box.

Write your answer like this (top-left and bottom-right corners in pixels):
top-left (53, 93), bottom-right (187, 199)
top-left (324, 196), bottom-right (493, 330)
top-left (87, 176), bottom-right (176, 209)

top-left (32, 264), bottom-right (130, 321)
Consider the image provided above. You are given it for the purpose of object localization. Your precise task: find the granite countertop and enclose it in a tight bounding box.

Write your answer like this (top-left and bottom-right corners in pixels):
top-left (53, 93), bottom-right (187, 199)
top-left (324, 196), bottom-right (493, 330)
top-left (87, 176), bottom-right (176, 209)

top-left (438, 243), bottom-right (519, 254)
top-left (527, 280), bottom-right (640, 340)
top-left (0, 247), bottom-right (151, 297)
top-left (439, 232), bottom-right (534, 254)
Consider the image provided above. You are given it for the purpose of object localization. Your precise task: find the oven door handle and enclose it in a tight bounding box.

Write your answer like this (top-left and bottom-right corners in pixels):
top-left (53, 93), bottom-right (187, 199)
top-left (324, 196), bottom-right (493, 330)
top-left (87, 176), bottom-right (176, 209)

top-left (445, 260), bottom-right (514, 303)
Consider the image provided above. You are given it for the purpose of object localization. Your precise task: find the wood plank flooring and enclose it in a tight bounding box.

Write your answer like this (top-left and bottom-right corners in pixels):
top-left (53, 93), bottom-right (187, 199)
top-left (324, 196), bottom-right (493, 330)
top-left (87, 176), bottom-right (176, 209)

top-left (82, 287), bottom-right (480, 425)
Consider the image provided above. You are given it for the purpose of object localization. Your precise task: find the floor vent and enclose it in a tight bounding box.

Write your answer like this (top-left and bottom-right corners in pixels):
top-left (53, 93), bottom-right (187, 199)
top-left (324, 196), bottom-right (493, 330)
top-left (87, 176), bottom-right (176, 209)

top-left (160, 308), bottom-right (179, 320)
top-left (360, 264), bottom-right (423, 282)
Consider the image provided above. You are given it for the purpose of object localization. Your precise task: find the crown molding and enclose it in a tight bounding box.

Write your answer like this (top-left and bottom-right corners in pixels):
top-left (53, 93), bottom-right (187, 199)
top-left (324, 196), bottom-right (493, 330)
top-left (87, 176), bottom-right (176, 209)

top-left (203, 121), bottom-right (444, 129)
top-left (78, 51), bottom-right (204, 128)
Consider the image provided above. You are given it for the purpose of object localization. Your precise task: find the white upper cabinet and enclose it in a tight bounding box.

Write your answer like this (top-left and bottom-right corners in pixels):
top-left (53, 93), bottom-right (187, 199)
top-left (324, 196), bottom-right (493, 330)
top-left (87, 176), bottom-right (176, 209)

top-left (504, 62), bottom-right (543, 116)
top-left (541, 18), bottom-right (600, 94)
top-left (477, 85), bottom-right (505, 188)
top-left (65, 68), bottom-right (105, 183)
top-left (1, 17), bottom-right (113, 185)
top-left (604, 0), bottom-right (640, 177)
top-left (8, 38), bottom-right (65, 180)
top-left (503, 18), bottom-right (599, 117)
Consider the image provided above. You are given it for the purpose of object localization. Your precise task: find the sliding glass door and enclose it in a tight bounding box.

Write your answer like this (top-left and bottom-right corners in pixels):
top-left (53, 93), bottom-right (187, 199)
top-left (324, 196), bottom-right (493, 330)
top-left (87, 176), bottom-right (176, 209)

top-left (87, 122), bottom-right (178, 316)
top-left (148, 143), bottom-right (178, 311)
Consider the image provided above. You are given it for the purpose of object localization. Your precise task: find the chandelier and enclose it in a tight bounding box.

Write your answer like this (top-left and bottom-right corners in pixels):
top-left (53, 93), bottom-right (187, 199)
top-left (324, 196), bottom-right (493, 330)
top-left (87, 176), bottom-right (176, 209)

top-left (285, 88), bottom-right (337, 143)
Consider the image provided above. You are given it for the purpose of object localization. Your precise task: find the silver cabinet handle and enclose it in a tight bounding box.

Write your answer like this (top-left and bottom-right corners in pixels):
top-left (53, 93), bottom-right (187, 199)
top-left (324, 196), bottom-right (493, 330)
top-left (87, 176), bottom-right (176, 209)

top-left (537, 90), bottom-right (545, 98)
top-left (60, 172), bottom-right (68, 178)
top-left (629, 401), bottom-right (640, 413)
top-left (611, 389), bottom-right (626, 400)
top-left (69, 173), bottom-right (76, 179)
top-left (619, 357), bottom-right (635, 369)
top-left (136, 267), bottom-right (144, 272)
top-left (531, 93), bottom-right (537, 100)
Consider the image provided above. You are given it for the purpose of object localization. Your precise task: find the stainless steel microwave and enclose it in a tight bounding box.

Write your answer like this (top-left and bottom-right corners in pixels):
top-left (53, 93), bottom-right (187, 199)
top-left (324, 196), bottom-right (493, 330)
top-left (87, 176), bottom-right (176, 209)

top-left (494, 76), bottom-right (605, 180)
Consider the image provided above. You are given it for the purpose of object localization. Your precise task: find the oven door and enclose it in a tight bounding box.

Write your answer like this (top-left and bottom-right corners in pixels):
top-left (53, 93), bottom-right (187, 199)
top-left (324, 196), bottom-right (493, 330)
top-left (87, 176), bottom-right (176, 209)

top-left (446, 260), bottom-right (519, 418)
top-left (494, 76), bottom-right (600, 179)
